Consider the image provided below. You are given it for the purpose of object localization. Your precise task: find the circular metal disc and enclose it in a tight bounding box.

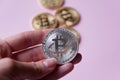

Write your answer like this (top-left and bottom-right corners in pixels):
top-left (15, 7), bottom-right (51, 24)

top-left (32, 13), bottom-right (57, 30)
top-left (56, 7), bottom-right (80, 27)
top-left (40, 0), bottom-right (64, 10)
top-left (42, 28), bottom-right (79, 64)
top-left (63, 27), bottom-right (81, 43)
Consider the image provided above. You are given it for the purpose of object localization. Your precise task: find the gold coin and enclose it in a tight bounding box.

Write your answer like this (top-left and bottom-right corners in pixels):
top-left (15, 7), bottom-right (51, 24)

top-left (40, 0), bottom-right (64, 10)
top-left (63, 27), bottom-right (81, 43)
top-left (56, 7), bottom-right (80, 27)
top-left (32, 13), bottom-right (58, 30)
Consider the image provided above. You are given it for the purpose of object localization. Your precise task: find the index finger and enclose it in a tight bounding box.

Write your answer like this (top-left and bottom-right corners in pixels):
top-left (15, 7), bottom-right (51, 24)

top-left (4, 29), bottom-right (51, 52)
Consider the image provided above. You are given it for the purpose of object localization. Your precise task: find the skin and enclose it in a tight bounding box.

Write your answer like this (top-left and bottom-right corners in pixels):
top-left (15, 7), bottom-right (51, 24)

top-left (0, 29), bottom-right (82, 80)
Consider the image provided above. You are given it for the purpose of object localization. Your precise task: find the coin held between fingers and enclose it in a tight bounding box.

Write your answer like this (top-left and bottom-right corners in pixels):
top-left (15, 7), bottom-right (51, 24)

top-left (42, 28), bottom-right (79, 64)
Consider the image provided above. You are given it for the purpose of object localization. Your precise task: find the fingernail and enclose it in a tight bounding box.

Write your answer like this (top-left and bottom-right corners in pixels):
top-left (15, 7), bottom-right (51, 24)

top-left (43, 58), bottom-right (57, 70)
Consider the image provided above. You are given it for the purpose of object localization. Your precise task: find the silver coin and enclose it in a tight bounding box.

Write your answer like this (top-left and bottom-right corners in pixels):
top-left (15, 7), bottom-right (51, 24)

top-left (42, 28), bottom-right (79, 64)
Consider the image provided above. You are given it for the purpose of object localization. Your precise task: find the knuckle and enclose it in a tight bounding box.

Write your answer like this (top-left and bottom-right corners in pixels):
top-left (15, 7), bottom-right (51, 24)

top-left (31, 62), bottom-right (44, 74)
top-left (21, 31), bottom-right (33, 46)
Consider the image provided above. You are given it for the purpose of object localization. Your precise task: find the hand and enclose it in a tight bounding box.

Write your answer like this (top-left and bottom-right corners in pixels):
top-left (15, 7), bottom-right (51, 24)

top-left (0, 29), bottom-right (82, 80)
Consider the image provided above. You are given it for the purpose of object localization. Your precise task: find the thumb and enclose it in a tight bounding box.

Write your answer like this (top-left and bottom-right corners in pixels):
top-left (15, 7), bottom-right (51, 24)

top-left (0, 58), bottom-right (57, 80)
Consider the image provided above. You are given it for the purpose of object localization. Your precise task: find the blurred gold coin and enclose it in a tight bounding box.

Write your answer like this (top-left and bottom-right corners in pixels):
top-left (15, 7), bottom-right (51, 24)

top-left (56, 7), bottom-right (80, 27)
top-left (63, 27), bottom-right (81, 43)
top-left (40, 0), bottom-right (64, 10)
top-left (32, 13), bottom-right (57, 30)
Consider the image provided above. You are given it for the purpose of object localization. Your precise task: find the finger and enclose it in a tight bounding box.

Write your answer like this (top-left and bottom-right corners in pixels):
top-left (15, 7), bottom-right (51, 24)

top-left (11, 46), bottom-right (45, 62)
top-left (0, 58), bottom-right (57, 80)
top-left (40, 53), bottom-right (81, 80)
top-left (4, 29), bottom-right (51, 52)
top-left (41, 63), bottom-right (74, 80)
top-left (11, 47), bottom-right (81, 64)
top-left (71, 53), bottom-right (82, 64)
top-left (0, 39), bottom-right (12, 58)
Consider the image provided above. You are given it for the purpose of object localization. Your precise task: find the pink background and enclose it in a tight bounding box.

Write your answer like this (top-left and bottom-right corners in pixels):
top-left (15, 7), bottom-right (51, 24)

top-left (0, 0), bottom-right (120, 80)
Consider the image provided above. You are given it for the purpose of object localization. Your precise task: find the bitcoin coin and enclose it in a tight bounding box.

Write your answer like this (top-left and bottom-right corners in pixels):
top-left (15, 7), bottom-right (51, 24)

top-left (40, 0), bottom-right (64, 10)
top-left (63, 27), bottom-right (80, 43)
top-left (42, 28), bottom-right (79, 64)
top-left (56, 7), bottom-right (80, 27)
top-left (32, 13), bottom-right (57, 30)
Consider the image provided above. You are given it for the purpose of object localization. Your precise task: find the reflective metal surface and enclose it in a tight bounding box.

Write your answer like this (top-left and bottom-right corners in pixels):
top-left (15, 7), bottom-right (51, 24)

top-left (42, 28), bottom-right (79, 64)
top-left (63, 27), bottom-right (81, 43)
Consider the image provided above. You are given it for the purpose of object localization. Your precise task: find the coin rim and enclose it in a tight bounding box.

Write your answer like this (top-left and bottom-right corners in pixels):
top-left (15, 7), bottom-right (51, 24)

top-left (63, 27), bottom-right (81, 43)
top-left (55, 7), bottom-right (80, 27)
top-left (42, 28), bottom-right (79, 64)
top-left (32, 12), bottom-right (58, 30)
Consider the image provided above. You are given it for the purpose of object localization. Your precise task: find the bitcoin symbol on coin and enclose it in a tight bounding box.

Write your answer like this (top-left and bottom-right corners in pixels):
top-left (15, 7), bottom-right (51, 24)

top-left (52, 35), bottom-right (66, 52)
top-left (32, 13), bottom-right (57, 30)
top-left (42, 28), bottom-right (79, 64)
top-left (60, 9), bottom-right (74, 22)
top-left (37, 15), bottom-right (49, 27)
top-left (56, 7), bottom-right (80, 27)
top-left (48, 35), bottom-right (66, 56)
